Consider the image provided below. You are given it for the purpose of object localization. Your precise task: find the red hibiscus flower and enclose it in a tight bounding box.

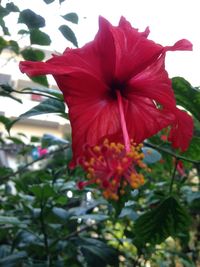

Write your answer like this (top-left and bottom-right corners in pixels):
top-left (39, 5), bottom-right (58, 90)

top-left (19, 16), bottom-right (193, 166)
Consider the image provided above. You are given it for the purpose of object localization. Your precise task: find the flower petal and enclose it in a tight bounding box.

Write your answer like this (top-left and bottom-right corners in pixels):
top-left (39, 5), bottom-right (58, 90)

top-left (124, 96), bottom-right (175, 143)
top-left (20, 16), bottom-right (116, 84)
top-left (164, 39), bottom-right (193, 52)
top-left (53, 71), bottom-right (122, 162)
top-left (168, 108), bottom-right (193, 151)
top-left (126, 55), bottom-right (176, 108)
top-left (110, 17), bottom-right (163, 81)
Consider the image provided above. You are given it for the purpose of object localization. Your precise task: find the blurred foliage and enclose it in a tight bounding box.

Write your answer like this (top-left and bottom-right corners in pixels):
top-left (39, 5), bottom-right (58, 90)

top-left (0, 1), bottom-right (199, 267)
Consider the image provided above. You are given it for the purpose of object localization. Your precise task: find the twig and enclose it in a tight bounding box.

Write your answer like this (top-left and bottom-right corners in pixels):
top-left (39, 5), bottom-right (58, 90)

top-left (169, 158), bottom-right (178, 194)
top-left (1, 144), bottom-right (70, 181)
top-left (12, 89), bottom-right (63, 102)
top-left (144, 142), bottom-right (200, 164)
top-left (40, 201), bottom-right (51, 266)
top-left (49, 223), bottom-right (97, 250)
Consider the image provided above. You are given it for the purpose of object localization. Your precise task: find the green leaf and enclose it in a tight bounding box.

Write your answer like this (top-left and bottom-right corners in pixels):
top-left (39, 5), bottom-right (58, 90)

top-left (31, 76), bottom-right (49, 87)
top-left (21, 48), bottom-right (45, 61)
top-left (29, 184), bottom-right (55, 200)
top-left (6, 136), bottom-right (24, 145)
top-left (22, 87), bottom-right (63, 100)
top-left (6, 2), bottom-right (20, 12)
top-left (43, 0), bottom-right (55, 3)
top-left (119, 207), bottom-right (138, 220)
top-left (0, 115), bottom-right (12, 130)
top-left (0, 84), bottom-right (22, 103)
top-left (42, 133), bottom-right (68, 147)
top-left (30, 29), bottom-right (51, 46)
top-left (0, 37), bottom-right (8, 53)
top-left (0, 167), bottom-right (13, 179)
top-left (0, 38), bottom-right (19, 54)
top-left (18, 9), bottom-right (45, 29)
top-left (0, 19), bottom-right (10, 35)
top-left (73, 214), bottom-right (109, 222)
top-left (62, 13), bottom-right (79, 24)
top-left (181, 136), bottom-right (200, 161)
top-left (134, 196), bottom-right (190, 245)
top-left (59, 25), bottom-right (78, 47)
top-left (172, 77), bottom-right (200, 122)
top-left (77, 238), bottom-right (118, 267)
top-left (0, 6), bottom-right (9, 18)
top-left (142, 147), bottom-right (162, 164)
top-left (52, 207), bottom-right (70, 220)
top-left (19, 98), bottom-right (66, 118)
top-left (7, 40), bottom-right (19, 54)
top-left (0, 216), bottom-right (21, 225)
top-left (18, 29), bottom-right (29, 35)
top-left (0, 251), bottom-right (27, 266)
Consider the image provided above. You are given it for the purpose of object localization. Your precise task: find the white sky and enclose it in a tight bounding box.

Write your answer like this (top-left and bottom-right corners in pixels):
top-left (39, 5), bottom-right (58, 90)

top-left (2, 0), bottom-right (200, 86)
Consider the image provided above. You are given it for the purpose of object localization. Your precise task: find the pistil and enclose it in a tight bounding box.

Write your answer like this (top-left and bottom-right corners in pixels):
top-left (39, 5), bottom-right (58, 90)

top-left (116, 90), bottom-right (131, 152)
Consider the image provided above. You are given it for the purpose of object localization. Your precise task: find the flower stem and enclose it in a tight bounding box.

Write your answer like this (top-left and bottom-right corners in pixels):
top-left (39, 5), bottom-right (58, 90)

top-left (116, 90), bottom-right (130, 151)
top-left (169, 158), bottom-right (178, 194)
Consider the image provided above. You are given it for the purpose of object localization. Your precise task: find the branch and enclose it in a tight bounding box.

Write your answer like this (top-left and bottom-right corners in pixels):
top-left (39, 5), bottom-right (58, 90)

top-left (12, 89), bottom-right (63, 102)
top-left (40, 201), bottom-right (50, 265)
top-left (169, 158), bottom-right (178, 193)
top-left (144, 142), bottom-right (200, 164)
top-left (1, 144), bottom-right (70, 181)
top-left (49, 222), bottom-right (99, 249)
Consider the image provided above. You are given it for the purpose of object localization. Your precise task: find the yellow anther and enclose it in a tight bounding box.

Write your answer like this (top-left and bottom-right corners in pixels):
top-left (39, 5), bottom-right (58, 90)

top-left (110, 193), bottom-right (119, 201)
top-left (111, 180), bottom-right (117, 186)
top-left (130, 182), bottom-right (139, 189)
top-left (117, 143), bottom-right (124, 150)
top-left (123, 181), bottom-right (128, 187)
top-left (96, 178), bottom-right (101, 184)
top-left (110, 142), bottom-right (117, 149)
top-left (84, 161), bottom-right (89, 167)
top-left (139, 153), bottom-right (145, 159)
top-left (103, 191), bottom-right (109, 199)
top-left (88, 167), bottom-right (94, 174)
top-left (116, 165), bottom-right (123, 174)
top-left (86, 173), bottom-right (93, 179)
top-left (120, 189), bottom-right (125, 195)
top-left (93, 146), bottom-right (101, 152)
top-left (98, 155), bottom-right (103, 161)
top-left (138, 162), bottom-right (146, 169)
top-left (103, 139), bottom-right (109, 145)
top-left (89, 158), bottom-right (95, 165)
top-left (122, 157), bottom-right (128, 163)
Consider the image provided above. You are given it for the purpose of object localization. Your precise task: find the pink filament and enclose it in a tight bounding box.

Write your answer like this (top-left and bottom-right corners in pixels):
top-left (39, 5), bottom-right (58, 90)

top-left (116, 90), bottom-right (131, 151)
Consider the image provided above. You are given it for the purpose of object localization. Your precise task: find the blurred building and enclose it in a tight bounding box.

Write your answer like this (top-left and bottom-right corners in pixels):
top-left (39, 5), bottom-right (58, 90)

top-left (0, 48), bottom-right (71, 140)
top-left (0, 48), bottom-right (71, 168)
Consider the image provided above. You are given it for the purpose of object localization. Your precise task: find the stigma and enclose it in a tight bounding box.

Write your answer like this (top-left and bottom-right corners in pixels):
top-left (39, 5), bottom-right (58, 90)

top-left (77, 139), bottom-right (148, 201)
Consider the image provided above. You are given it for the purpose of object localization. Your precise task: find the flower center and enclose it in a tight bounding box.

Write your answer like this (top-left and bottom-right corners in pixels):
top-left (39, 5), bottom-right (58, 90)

top-left (77, 139), bottom-right (147, 201)
top-left (109, 80), bottom-right (130, 151)
top-left (110, 79), bottom-right (126, 99)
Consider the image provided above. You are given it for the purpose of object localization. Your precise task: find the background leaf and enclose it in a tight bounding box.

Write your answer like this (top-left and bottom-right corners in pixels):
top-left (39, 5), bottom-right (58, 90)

top-left (134, 196), bottom-right (190, 245)
top-left (0, 84), bottom-right (22, 103)
top-left (62, 13), bottom-right (79, 24)
top-left (43, 0), bottom-right (55, 3)
top-left (18, 9), bottom-right (45, 29)
top-left (59, 25), bottom-right (78, 47)
top-left (6, 2), bottom-right (20, 12)
top-left (30, 29), bottom-right (51, 46)
top-left (21, 87), bottom-right (63, 100)
top-left (19, 98), bottom-right (66, 118)
top-left (21, 48), bottom-right (45, 61)
top-left (30, 76), bottom-right (49, 87)
top-left (172, 77), bottom-right (200, 122)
